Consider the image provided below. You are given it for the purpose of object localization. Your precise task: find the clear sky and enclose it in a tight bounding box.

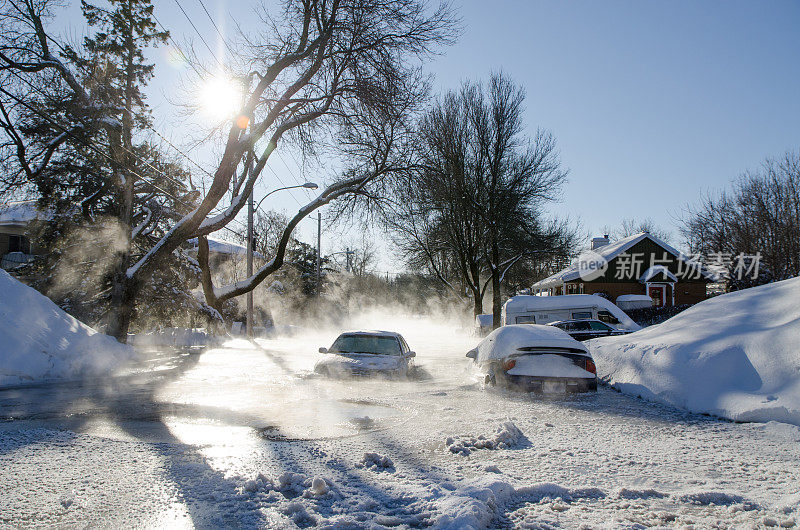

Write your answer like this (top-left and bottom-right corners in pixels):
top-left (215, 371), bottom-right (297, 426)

top-left (55, 0), bottom-right (800, 270)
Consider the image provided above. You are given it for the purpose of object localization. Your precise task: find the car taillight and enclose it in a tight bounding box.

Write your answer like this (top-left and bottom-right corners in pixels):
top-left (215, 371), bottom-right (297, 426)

top-left (503, 359), bottom-right (516, 371)
top-left (584, 358), bottom-right (597, 374)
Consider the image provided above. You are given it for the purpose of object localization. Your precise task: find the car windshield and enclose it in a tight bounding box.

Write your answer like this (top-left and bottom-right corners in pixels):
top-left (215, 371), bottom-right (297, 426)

top-left (330, 335), bottom-right (402, 356)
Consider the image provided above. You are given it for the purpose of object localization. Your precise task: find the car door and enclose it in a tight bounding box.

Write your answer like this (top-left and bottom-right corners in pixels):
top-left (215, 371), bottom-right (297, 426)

top-left (398, 336), bottom-right (413, 370)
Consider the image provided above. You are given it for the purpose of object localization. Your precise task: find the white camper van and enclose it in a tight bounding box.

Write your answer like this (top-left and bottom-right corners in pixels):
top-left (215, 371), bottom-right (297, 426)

top-left (501, 295), bottom-right (641, 331)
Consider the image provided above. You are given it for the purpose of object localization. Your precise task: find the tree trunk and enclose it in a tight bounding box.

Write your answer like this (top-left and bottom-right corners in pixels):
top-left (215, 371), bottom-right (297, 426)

top-left (491, 241), bottom-right (502, 329)
top-left (107, 270), bottom-right (137, 342)
top-left (106, 18), bottom-right (138, 343)
top-left (471, 286), bottom-right (483, 316)
top-left (197, 235), bottom-right (225, 320)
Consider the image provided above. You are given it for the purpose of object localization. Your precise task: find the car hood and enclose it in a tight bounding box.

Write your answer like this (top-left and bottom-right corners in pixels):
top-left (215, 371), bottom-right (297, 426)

top-left (315, 353), bottom-right (402, 371)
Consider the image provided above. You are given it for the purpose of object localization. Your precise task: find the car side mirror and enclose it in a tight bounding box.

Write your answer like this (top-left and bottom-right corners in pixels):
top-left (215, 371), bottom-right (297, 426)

top-left (407, 351), bottom-right (416, 358)
top-left (319, 347), bottom-right (328, 354)
top-left (465, 349), bottom-right (477, 359)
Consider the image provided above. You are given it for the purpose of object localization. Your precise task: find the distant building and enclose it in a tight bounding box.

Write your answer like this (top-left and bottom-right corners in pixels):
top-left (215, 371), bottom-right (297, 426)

top-left (0, 200), bottom-right (48, 271)
top-left (532, 232), bottom-right (715, 307)
top-left (186, 236), bottom-right (264, 269)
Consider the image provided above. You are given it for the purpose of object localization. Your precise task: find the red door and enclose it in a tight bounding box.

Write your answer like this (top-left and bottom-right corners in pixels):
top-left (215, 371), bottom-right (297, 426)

top-left (649, 285), bottom-right (664, 307)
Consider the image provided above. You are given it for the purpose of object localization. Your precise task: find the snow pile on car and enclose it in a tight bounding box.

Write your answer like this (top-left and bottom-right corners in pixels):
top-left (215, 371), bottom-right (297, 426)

top-left (472, 324), bottom-right (586, 362)
top-left (588, 277), bottom-right (800, 426)
top-left (0, 269), bottom-right (134, 387)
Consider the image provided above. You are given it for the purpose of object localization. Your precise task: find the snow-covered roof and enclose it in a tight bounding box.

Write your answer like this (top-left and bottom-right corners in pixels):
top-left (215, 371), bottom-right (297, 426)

top-left (0, 200), bottom-right (51, 227)
top-left (615, 294), bottom-right (653, 303)
top-left (472, 324), bottom-right (587, 362)
top-left (639, 265), bottom-right (678, 283)
top-left (505, 294), bottom-right (606, 312)
top-left (187, 236), bottom-right (264, 259)
top-left (532, 232), bottom-right (715, 288)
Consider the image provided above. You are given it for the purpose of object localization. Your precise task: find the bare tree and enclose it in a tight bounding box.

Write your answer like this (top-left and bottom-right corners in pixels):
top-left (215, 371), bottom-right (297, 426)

top-left (603, 218), bottom-right (672, 243)
top-left (384, 73), bottom-right (573, 323)
top-left (1, 0), bottom-right (457, 339)
top-left (680, 149), bottom-right (800, 286)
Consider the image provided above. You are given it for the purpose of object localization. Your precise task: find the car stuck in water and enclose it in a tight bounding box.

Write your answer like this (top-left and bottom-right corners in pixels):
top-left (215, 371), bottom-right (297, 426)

top-left (466, 324), bottom-right (597, 393)
top-left (315, 330), bottom-right (416, 378)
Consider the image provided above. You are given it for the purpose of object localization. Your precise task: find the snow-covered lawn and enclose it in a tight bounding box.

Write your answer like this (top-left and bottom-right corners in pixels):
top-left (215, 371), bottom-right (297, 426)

top-left (589, 277), bottom-right (800, 426)
top-left (2, 319), bottom-right (799, 528)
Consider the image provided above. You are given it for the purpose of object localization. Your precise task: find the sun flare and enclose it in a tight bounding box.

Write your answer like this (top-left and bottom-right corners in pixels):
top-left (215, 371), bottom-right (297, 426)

top-left (199, 76), bottom-right (243, 122)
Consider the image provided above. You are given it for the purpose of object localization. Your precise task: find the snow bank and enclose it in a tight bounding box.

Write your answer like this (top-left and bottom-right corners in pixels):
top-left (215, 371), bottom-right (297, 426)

top-left (589, 277), bottom-right (800, 425)
top-left (0, 270), bottom-right (134, 387)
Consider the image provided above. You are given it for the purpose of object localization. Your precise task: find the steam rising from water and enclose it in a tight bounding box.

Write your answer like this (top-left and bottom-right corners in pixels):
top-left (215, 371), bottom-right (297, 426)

top-left (150, 306), bottom-right (482, 442)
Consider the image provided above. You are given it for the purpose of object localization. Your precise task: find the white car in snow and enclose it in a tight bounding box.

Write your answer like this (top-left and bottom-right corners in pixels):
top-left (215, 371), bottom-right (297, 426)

top-left (315, 331), bottom-right (416, 378)
top-left (466, 324), bottom-right (597, 393)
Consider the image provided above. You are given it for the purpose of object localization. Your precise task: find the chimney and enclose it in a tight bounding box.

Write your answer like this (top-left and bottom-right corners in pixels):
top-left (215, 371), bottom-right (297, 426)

top-left (591, 234), bottom-right (610, 250)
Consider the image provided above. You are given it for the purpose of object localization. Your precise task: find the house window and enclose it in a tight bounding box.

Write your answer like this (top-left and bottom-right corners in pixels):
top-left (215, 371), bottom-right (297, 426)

top-left (8, 235), bottom-right (30, 254)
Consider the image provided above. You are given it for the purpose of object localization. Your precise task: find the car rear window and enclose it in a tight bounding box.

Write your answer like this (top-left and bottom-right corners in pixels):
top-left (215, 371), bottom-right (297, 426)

top-left (331, 335), bottom-right (402, 355)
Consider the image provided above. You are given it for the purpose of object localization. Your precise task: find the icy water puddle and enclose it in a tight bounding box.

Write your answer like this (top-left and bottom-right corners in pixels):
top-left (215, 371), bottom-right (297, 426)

top-left (0, 342), bottom-right (412, 444)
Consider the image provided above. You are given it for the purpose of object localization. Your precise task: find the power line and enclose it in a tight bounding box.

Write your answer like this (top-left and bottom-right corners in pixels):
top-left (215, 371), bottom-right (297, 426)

top-left (172, 0), bottom-right (225, 70)
top-left (151, 11), bottom-right (208, 80)
top-left (196, 0), bottom-right (236, 57)
top-left (0, 85), bottom-right (185, 206)
top-left (3, 68), bottom-right (189, 192)
top-left (263, 164), bottom-right (304, 207)
top-left (147, 126), bottom-right (216, 180)
top-left (3, 82), bottom-right (246, 241)
top-left (275, 149), bottom-right (313, 200)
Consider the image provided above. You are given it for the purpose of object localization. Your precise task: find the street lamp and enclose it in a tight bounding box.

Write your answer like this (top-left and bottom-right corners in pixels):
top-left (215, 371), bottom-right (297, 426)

top-left (254, 182), bottom-right (319, 213)
top-left (247, 180), bottom-right (319, 337)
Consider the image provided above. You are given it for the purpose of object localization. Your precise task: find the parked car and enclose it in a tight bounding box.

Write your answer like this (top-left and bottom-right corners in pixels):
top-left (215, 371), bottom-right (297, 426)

top-left (466, 324), bottom-right (597, 393)
top-left (548, 319), bottom-right (633, 342)
top-left (315, 331), bottom-right (416, 378)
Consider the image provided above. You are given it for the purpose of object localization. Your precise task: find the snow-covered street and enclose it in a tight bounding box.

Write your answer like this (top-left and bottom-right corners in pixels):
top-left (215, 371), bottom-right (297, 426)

top-left (1, 318), bottom-right (799, 529)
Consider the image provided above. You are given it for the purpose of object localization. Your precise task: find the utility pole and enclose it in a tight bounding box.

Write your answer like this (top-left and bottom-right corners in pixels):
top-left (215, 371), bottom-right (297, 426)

top-left (246, 179), bottom-right (318, 334)
top-left (316, 212), bottom-right (322, 296)
top-left (246, 158), bottom-right (254, 338)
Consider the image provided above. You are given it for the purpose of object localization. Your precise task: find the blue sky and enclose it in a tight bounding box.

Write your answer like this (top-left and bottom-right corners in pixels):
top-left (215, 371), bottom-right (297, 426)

top-left (56, 0), bottom-right (800, 267)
